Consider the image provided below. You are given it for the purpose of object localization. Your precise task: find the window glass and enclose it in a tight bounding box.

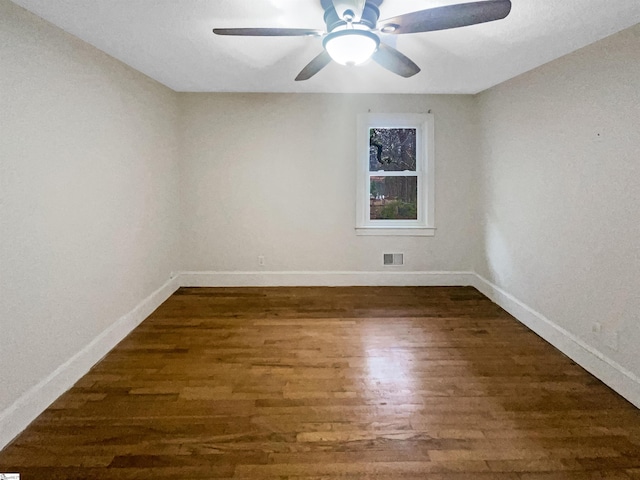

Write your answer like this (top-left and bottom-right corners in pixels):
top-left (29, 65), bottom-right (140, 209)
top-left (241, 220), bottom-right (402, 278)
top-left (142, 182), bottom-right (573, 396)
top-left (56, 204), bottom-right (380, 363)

top-left (370, 176), bottom-right (418, 220)
top-left (369, 128), bottom-right (417, 172)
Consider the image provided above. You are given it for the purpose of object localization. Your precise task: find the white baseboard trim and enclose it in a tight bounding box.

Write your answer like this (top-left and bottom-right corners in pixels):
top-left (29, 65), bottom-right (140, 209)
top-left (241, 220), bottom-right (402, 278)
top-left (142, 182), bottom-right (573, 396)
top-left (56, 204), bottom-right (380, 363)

top-left (0, 276), bottom-right (180, 451)
top-left (179, 270), bottom-right (477, 287)
top-left (472, 274), bottom-right (640, 409)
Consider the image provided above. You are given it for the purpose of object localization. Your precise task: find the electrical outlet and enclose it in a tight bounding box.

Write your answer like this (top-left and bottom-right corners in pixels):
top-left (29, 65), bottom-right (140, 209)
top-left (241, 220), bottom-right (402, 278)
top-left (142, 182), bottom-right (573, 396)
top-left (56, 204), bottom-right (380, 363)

top-left (258, 255), bottom-right (265, 267)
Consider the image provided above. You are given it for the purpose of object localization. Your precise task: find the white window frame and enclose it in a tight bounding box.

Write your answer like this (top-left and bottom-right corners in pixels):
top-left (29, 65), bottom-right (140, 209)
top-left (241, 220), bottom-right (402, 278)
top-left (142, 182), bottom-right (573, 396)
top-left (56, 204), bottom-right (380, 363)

top-left (356, 113), bottom-right (435, 236)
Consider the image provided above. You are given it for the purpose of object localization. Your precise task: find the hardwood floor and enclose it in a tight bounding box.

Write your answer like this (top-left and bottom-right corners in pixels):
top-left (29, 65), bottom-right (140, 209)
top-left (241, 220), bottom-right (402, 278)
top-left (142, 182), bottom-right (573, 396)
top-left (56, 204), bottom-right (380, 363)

top-left (2, 286), bottom-right (640, 479)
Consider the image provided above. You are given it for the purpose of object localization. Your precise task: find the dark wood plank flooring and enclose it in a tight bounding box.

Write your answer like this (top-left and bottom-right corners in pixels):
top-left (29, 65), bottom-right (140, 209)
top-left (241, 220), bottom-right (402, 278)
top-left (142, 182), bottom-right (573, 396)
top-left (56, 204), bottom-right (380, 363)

top-left (1, 286), bottom-right (640, 479)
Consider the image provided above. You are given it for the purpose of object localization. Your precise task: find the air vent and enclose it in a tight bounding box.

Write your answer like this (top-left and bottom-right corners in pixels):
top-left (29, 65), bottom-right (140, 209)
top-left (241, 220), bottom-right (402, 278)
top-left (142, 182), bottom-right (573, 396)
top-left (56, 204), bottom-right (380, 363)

top-left (383, 253), bottom-right (404, 266)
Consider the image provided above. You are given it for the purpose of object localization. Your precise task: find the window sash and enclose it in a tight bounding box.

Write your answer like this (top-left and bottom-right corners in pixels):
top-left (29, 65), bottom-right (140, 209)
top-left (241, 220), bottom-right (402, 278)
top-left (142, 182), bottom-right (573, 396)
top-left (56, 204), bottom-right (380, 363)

top-left (368, 171), bottom-right (419, 177)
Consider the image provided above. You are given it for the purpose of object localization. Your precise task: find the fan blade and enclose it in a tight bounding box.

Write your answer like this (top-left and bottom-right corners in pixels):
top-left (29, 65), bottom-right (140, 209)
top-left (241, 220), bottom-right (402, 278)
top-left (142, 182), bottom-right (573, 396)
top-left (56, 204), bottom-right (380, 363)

top-left (332, 0), bottom-right (366, 21)
top-left (372, 43), bottom-right (420, 78)
top-left (379, 0), bottom-right (511, 34)
top-left (295, 51), bottom-right (332, 81)
top-left (213, 28), bottom-right (323, 37)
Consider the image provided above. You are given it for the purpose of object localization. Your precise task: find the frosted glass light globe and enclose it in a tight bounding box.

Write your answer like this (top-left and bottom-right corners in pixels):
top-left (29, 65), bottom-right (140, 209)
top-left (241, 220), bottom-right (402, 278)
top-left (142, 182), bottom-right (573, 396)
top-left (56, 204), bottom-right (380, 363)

top-left (323, 30), bottom-right (379, 66)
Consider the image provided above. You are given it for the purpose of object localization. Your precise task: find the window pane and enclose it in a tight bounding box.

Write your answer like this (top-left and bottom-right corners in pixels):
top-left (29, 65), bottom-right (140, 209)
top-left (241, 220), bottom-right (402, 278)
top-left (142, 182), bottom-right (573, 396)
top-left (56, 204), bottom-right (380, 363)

top-left (369, 128), bottom-right (417, 172)
top-left (370, 176), bottom-right (418, 220)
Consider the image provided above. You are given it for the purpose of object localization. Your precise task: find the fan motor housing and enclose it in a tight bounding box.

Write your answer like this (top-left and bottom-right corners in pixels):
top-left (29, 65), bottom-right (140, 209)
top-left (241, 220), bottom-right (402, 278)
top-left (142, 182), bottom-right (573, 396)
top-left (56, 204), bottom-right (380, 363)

top-left (323, 1), bottom-right (380, 32)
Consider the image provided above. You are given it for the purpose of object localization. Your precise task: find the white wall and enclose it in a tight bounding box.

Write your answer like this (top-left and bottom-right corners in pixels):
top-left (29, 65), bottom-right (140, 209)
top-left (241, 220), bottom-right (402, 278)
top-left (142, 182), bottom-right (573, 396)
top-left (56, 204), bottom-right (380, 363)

top-left (0, 0), bottom-right (180, 427)
top-left (179, 93), bottom-right (478, 276)
top-left (476, 25), bottom-right (640, 377)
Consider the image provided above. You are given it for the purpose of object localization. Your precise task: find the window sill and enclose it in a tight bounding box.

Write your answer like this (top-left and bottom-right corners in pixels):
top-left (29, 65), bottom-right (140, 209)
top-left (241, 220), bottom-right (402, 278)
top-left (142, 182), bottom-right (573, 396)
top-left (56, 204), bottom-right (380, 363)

top-left (355, 227), bottom-right (436, 237)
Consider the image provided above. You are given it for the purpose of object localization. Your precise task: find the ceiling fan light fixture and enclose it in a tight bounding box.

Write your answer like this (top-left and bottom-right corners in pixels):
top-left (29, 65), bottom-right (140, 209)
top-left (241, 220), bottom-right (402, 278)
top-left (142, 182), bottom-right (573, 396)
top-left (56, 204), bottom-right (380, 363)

top-left (323, 29), bottom-right (379, 66)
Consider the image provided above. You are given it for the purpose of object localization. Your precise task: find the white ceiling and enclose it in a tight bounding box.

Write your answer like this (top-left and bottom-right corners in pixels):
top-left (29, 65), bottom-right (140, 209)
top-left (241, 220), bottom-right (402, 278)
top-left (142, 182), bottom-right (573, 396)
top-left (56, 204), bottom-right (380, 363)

top-left (11, 0), bottom-right (640, 94)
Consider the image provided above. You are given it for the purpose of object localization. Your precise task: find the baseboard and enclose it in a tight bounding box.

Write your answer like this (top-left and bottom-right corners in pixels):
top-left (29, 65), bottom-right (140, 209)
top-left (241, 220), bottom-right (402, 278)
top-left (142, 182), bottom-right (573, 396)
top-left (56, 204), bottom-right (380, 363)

top-left (472, 274), bottom-right (640, 409)
top-left (179, 270), bottom-right (477, 287)
top-left (0, 276), bottom-right (180, 451)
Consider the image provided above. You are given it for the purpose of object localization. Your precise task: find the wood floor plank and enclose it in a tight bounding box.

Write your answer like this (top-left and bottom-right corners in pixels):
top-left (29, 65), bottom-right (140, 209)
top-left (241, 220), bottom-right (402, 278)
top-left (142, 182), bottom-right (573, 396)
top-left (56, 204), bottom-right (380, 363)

top-left (1, 286), bottom-right (640, 479)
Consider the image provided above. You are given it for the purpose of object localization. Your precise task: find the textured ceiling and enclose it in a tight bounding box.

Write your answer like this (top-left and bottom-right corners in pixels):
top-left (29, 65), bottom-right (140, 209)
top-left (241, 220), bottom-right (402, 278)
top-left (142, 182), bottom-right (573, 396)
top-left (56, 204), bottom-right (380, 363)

top-left (10, 0), bottom-right (640, 94)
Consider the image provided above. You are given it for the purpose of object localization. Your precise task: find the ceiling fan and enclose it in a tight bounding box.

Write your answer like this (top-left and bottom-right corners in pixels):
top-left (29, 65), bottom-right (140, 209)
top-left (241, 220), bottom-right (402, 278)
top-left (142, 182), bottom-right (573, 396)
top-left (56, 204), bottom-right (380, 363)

top-left (213, 0), bottom-right (512, 81)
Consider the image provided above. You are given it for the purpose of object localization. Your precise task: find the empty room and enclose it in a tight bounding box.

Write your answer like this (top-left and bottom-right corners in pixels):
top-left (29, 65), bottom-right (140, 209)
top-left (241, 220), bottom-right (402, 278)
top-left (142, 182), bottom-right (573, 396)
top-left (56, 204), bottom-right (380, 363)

top-left (1, 0), bottom-right (640, 478)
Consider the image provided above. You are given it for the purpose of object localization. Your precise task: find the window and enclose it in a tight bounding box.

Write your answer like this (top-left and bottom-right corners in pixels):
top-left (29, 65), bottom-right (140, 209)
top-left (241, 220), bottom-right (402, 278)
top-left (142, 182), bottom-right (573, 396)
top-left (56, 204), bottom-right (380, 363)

top-left (356, 113), bottom-right (435, 236)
